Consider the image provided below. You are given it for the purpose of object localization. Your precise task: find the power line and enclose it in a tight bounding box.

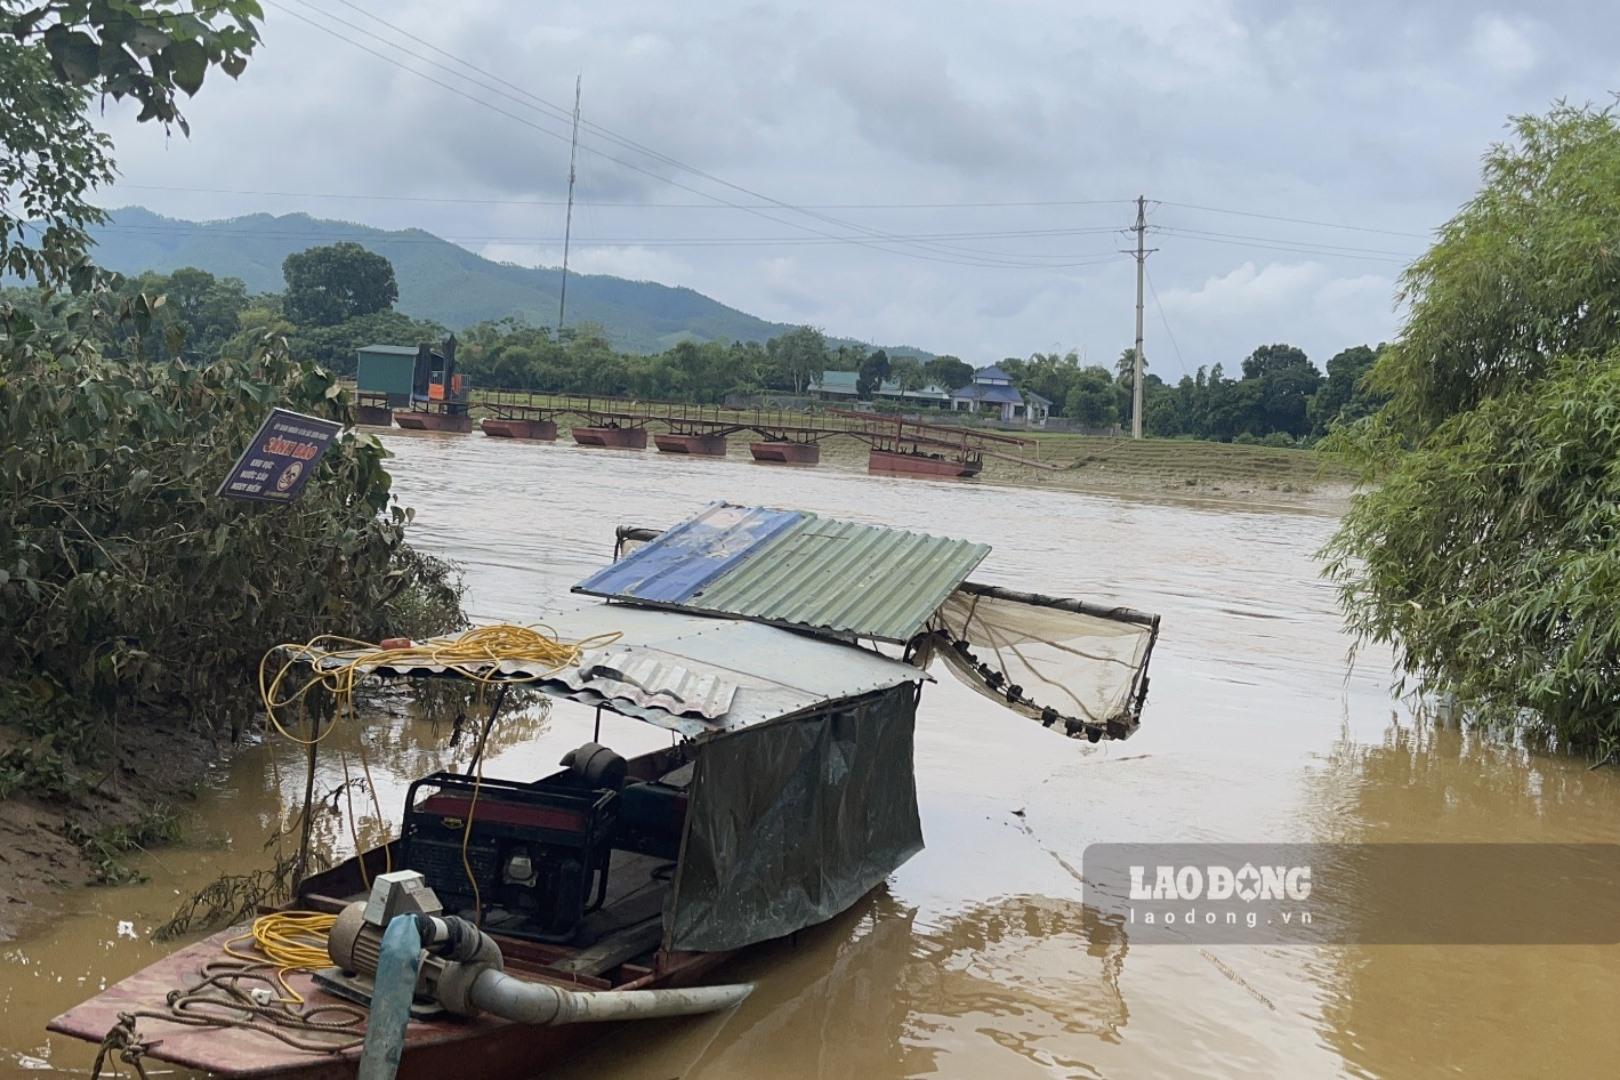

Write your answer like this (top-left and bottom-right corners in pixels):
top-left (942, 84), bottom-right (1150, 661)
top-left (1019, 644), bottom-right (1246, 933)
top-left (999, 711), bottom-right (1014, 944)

top-left (84, 220), bottom-right (1131, 261)
top-left (267, 1), bottom-right (1094, 270)
top-left (1144, 267), bottom-right (1190, 380)
top-left (1157, 199), bottom-right (1431, 240)
top-left (110, 182), bottom-right (1136, 211)
top-left (1154, 224), bottom-right (1419, 258)
top-left (1150, 227), bottom-right (1415, 264)
top-left (312, 12), bottom-right (1426, 255)
top-left (91, 215), bottom-right (1130, 245)
top-left (261, 2), bottom-right (1012, 269)
top-left (321, 0), bottom-right (1103, 266)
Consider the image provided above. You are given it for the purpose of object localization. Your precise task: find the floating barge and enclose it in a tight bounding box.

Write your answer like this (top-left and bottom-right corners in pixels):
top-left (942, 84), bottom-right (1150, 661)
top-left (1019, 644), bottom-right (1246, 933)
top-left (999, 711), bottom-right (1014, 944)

top-left (652, 433), bottom-right (727, 455)
top-left (353, 391), bottom-right (394, 427)
top-left (749, 439), bottom-right (820, 464)
top-left (571, 425), bottom-right (648, 449)
top-left (394, 401), bottom-right (473, 434)
top-left (480, 418), bottom-right (558, 440)
top-left (52, 503), bottom-right (1159, 1078)
top-left (869, 447), bottom-right (983, 478)
top-left (480, 402), bottom-right (558, 440)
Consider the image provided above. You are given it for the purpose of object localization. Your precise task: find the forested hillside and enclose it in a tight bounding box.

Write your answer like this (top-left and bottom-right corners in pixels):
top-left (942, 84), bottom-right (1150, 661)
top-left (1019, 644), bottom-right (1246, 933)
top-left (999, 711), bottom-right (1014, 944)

top-left (81, 207), bottom-right (930, 357)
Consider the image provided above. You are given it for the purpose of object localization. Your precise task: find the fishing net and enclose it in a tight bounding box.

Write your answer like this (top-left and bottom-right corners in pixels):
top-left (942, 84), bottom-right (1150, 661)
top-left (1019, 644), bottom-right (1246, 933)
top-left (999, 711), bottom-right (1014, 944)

top-left (924, 585), bottom-right (1157, 741)
top-left (615, 525), bottom-right (1160, 740)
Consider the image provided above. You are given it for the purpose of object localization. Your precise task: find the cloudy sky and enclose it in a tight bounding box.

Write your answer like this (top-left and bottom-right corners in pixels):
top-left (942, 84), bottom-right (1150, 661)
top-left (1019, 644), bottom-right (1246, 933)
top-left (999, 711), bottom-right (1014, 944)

top-left (95, 0), bottom-right (1612, 371)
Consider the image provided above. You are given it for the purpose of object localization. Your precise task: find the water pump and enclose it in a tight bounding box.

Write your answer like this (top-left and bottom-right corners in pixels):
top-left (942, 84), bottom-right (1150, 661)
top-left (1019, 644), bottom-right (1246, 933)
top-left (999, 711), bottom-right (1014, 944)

top-left (323, 871), bottom-right (753, 1025)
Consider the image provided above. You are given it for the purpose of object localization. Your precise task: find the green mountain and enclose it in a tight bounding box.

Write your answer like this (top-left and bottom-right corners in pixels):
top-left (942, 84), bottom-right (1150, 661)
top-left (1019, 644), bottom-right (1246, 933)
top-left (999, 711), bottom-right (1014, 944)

top-left (85, 207), bottom-right (931, 357)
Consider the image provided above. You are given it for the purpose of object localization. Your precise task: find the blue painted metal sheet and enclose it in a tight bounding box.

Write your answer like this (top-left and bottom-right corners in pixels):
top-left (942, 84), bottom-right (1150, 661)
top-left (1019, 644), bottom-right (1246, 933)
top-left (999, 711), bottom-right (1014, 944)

top-left (573, 503), bottom-right (805, 603)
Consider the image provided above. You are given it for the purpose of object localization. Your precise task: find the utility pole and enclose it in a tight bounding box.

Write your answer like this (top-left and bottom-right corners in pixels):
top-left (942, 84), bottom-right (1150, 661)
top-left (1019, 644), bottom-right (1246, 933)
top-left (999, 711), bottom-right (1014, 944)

top-left (556, 74), bottom-right (582, 337)
top-left (1129, 194), bottom-right (1152, 440)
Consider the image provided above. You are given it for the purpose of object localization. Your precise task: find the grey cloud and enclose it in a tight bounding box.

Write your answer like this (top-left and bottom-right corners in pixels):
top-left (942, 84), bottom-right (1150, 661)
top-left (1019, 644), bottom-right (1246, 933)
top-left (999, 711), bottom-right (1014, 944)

top-left (89, 0), bottom-right (1620, 365)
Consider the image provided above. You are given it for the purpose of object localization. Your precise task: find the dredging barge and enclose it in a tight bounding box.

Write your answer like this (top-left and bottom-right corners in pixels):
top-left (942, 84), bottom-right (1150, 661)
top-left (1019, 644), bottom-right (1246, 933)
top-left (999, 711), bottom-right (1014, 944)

top-left (50, 502), bottom-right (1159, 1078)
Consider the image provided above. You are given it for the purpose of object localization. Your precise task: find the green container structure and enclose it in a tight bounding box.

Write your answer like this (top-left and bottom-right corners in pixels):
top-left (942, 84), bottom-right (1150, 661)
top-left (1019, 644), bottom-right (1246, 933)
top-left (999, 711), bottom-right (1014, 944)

top-left (356, 345), bottom-right (419, 405)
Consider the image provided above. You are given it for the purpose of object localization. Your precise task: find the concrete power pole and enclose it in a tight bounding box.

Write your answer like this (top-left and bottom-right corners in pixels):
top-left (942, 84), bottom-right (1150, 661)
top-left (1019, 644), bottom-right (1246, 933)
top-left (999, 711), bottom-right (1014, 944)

top-left (1130, 194), bottom-right (1149, 440)
top-left (557, 74), bottom-right (582, 337)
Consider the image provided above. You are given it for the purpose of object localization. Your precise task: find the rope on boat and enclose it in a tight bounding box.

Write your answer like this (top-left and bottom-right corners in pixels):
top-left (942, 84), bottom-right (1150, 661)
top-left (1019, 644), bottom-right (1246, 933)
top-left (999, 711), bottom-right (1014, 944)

top-left (91, 960), bottom-right (369, 1077)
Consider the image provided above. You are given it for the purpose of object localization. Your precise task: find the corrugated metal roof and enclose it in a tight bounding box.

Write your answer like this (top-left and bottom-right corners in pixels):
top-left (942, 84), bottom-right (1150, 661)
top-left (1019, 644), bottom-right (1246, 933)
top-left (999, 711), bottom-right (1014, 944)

top-left (295, 603), bottom-right (927, 740)
top-left (572, 647), bottom-right (736, 719)
top-left (573, 502), bottom-right (991, 643)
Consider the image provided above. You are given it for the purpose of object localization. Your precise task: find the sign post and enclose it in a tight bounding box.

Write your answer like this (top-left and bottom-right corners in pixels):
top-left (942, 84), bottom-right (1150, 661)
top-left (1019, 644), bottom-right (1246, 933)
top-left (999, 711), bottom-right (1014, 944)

top-left (216, 408), bottom-right (343, 504)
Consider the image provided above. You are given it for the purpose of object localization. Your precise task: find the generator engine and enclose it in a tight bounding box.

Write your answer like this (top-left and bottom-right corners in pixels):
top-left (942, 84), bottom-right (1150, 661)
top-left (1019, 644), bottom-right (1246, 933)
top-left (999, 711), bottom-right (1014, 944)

top-left (400, 769), bottom-right (617, 942)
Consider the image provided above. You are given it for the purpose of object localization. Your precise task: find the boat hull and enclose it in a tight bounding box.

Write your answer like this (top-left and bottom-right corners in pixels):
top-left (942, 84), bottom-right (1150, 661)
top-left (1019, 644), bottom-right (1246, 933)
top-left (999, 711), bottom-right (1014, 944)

top-left (47, 927), bottom-right (736, 1079)
top-left (572, 426), bottom-right (648, 449)
top-left (353, 405), bottom-right (394, 427)
top-left (481, 418), bottom-right (558, 440)
top-left (394, 411), bottom-right (473, 434)
top-left (654, 433), bottom-right (728, 456)
top-left (749, 441), bottom-right (819, 464)
top-left (867, 448), bottom-right (981, 478)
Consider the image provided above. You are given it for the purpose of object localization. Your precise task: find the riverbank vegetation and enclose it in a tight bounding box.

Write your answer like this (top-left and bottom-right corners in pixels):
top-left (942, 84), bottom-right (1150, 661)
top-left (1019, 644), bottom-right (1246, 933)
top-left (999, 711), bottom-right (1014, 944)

top-left (5, 253), bottom-right (1388, 446)
top-left (1325, 102), bottom-right (1620, 754)
top-left (1, 1), bottom-right (465, 908)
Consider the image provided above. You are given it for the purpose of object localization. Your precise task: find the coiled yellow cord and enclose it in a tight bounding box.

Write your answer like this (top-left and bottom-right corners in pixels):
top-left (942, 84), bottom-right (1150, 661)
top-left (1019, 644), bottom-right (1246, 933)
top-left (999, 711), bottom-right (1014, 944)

top-left (223, 911), bottom-right (338, 1003)
top-left (259, 624), bottom-right (624, 744)
top-left (259, 624), bottom-right (622, 925)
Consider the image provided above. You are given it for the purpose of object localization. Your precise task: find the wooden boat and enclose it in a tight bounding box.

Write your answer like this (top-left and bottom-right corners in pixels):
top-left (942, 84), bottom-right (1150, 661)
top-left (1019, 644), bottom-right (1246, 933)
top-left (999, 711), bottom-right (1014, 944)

top-left (50, 502), bottom-right (1160, 1078)
top-left (50, 745), bottom-right (736, 1079)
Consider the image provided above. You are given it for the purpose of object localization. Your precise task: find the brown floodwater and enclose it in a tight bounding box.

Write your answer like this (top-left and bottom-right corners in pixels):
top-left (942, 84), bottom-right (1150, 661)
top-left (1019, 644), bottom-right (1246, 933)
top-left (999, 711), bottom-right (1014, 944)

top-left (5, 431), bottom-right (1618, 1078)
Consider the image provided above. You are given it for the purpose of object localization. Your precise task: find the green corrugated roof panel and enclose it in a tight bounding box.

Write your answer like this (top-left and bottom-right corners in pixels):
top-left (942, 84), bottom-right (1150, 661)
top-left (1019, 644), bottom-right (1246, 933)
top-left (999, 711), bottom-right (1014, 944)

top-left (695, 516), bottom-right (990, 642)
top-left (574, 502), bottom-right (991, 644)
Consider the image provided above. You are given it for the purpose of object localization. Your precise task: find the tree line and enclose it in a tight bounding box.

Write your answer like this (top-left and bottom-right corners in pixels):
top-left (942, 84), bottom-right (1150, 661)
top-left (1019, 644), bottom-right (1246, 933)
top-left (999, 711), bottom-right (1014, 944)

top-left (6, 238), bottom-right (1386, 444)
top-left (1, 2), bottom-right (464, 828)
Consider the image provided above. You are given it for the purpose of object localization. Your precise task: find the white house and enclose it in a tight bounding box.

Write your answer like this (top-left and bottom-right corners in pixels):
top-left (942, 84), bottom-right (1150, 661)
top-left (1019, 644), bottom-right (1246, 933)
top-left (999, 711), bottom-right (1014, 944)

top-left (807, 370), bottom-right (952, 407)
top-left (949, 366), bottom-right (1050, 426)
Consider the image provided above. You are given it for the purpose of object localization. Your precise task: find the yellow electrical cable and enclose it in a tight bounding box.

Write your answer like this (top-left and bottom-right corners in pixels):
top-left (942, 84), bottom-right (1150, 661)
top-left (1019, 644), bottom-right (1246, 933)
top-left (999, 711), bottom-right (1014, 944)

top-left (223, 911), bottom-right (338, 1004)
top-left (462, 723), bottom-right (486, 927)
top-left (259, 623), bottom-right (622, 924)
top-left (260, 624), bottom-right (624, 744)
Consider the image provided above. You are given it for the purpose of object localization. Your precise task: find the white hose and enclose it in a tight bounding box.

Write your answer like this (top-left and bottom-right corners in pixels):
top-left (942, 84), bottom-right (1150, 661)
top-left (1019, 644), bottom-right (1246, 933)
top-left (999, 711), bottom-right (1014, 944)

top-left (467, 968), bottom-right (753, 1026)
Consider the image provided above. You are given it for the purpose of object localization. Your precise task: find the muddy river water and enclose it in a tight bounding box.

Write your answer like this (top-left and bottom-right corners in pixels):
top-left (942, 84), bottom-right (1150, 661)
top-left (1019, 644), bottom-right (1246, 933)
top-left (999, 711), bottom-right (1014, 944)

top-left (5, 432), bottom-right (1619, 1078)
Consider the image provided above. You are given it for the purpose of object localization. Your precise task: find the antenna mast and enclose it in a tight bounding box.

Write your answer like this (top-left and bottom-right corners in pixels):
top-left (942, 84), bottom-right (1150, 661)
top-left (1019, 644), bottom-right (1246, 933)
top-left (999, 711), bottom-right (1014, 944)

top-left (557, 74), bottom-right (581, 336)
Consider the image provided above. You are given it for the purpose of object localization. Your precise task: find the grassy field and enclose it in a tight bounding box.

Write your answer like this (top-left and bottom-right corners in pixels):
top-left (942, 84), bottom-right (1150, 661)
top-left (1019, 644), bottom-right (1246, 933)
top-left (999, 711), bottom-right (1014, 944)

top-left (809, 430), bottom-right (1356, 509)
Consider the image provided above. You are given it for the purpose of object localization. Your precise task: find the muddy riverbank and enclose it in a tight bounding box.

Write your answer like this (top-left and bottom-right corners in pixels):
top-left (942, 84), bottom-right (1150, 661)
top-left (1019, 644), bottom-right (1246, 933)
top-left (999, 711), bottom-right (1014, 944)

top-left (0, 721), bottom-right (221, 943)
top-left (5, 431), bottom-right (1615, 1078)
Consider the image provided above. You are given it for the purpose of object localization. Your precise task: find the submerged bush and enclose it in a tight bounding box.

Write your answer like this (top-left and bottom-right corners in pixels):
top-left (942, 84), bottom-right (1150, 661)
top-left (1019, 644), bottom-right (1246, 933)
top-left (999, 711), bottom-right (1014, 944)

top-left (0, 300), bottom-right (465, 783)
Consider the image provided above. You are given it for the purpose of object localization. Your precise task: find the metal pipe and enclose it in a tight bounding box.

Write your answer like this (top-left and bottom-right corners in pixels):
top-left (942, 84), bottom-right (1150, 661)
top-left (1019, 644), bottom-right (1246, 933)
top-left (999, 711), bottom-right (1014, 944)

top-left (467, 969), bottom-right (753, 1026)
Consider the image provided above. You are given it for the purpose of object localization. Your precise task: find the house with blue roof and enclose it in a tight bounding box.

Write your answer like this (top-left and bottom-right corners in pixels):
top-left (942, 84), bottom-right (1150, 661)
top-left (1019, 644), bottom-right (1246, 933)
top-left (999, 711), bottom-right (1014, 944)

top-left (949, 365), bottom-right (1051, 426)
